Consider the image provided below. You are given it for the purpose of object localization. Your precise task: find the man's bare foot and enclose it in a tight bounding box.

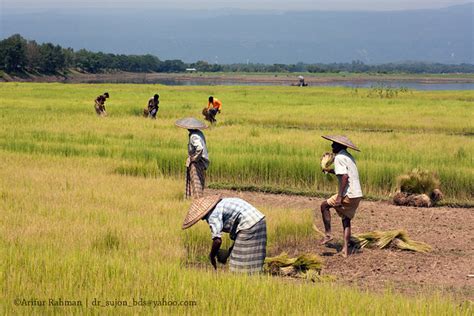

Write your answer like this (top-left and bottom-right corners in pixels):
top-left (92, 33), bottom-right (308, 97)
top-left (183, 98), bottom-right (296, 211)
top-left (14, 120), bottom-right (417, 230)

top-left (319, 235), bottom-right (333, 245)
top-left (341, 248), bottom-right (348, 258)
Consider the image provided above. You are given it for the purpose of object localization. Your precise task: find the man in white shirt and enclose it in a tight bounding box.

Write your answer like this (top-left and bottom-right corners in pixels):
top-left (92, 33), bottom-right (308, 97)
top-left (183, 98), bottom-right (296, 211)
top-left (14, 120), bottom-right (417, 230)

top-left (319, 135), bottom-right (363, 257)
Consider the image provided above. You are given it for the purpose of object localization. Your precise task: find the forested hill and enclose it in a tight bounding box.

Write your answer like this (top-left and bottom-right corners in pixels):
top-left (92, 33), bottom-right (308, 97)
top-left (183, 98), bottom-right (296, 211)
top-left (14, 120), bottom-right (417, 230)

top-left (1, 33), bottom-right (474, 76)
top-left (1, 3), bottom-right (472, 64)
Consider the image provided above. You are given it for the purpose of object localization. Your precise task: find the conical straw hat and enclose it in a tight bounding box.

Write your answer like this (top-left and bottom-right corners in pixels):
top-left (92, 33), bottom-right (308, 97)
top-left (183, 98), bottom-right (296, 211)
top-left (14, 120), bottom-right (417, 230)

top-left (182, 194), bottom-right (222, 229)
top-left (175, 117), bottom-right (208, 130)
top-left (321, 135), bottom-right (360, 152)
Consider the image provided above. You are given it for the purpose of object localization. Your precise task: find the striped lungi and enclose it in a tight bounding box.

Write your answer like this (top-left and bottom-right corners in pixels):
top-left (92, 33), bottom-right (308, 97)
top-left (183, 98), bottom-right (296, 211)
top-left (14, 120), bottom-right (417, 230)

top-left (185, 160), bottom-right (206, 198)
top-left (229, 218), bottom-right (267, 274)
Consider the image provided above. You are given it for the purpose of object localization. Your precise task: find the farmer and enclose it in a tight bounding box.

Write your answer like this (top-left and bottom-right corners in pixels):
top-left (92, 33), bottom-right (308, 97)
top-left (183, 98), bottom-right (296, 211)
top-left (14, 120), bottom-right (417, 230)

top-left (298, 75), bottom-right (306, 87)
top-left (319, 135), bottom-right (363, 257)
top-left (94, 92), bottom-right (109, 116)
top-left (175, 117), bottom-right (209, 198)
top-left (145, 93), bottom-right (160, 119)
top-left (182, 194), bottom-right (267, 273)
top-left (206, 96), bottom-right (222, 123)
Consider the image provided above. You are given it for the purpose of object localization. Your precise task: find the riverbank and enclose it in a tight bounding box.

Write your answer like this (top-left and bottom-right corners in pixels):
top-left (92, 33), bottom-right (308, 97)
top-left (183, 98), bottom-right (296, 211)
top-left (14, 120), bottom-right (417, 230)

top-left (2, 70), bottom-right (474, 86)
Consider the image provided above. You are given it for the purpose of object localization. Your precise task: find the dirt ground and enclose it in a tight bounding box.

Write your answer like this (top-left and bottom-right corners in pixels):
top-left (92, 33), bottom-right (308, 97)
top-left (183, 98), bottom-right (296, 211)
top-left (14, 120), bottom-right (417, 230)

top-left (209, 189), bottom-right (474, 301)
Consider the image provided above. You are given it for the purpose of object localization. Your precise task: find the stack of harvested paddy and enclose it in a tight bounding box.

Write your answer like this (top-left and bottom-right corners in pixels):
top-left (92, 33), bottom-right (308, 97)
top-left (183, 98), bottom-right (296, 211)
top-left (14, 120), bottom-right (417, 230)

top-left (394, 169), bottom-right (443, 207)
top-left (264, 252), bottom-right (324, 280)
top-left (320, 152), bottom-right (335, 174)
top-left (393, 192), bottom-right (432, 207)
top-left (353, 229), bottom-right (431, 253)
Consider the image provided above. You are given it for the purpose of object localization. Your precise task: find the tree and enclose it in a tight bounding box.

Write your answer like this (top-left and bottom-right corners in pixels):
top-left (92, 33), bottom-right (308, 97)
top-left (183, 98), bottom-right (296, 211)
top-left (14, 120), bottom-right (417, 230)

top-left (75, 49), bottom-right (101, 73)
top-left (62, 47), bottom-right (75, 69)
top-left (25, 40), bottom-right (41, 71)
top-left (159, 59), bottom-right (186, 72)
top-left (38, 43), bottom-right (66, 73)
top-left (0, 34), bottom-right (27, 72)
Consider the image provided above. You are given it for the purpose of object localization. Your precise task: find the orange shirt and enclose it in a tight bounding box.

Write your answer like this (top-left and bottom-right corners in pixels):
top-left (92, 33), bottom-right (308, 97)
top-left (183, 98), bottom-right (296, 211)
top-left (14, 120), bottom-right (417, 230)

top-left (207, 98), bottom-right (222, 111)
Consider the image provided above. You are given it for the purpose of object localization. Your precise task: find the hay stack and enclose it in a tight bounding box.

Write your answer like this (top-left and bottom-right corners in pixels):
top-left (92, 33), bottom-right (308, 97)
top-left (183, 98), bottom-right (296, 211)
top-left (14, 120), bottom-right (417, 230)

top-left (320, 152), bottom-right (335, 174)
top-left (264, 252), bottom-right (324, 280)
top-left (353, 229), bottom-right (431, 253)
top-left (394, 169), bottom-right (443, 207)
top-left (393, 192), bottom-right (431, 207)
top-left (430, 189), bottom-right (444, 203)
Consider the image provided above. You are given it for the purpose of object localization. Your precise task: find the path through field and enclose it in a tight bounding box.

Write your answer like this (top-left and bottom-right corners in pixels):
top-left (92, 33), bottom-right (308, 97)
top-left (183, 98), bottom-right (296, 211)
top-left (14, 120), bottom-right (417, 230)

top-left (210, 189), bottom-right (474, 300)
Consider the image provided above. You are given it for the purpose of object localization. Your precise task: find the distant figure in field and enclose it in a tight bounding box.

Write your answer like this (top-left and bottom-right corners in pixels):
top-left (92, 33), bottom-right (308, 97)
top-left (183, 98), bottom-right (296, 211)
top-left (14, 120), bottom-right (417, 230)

top-left (175, 117), bottom-right (209, 198)
top-left (204, 96), bottom-right (222, 124)
top-left (144, 93), bottom-right (159, 119)
top-left (94, 92), bottom-right (109, 117)
top-left (298, 75), bottom-right (308, 87)
top-left (318, 135), bottom-right (363, 257)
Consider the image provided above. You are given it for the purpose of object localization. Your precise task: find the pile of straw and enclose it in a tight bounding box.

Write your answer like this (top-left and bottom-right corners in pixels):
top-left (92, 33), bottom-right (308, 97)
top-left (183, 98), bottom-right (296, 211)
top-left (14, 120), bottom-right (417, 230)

top-left (320, 152), bottom-right (335, 174)
top-left (264, 252), bottom-right (325, 281)
top-left (394, 169), bottom-right (443, 207)
top-left (353, 229), bottom-right (431, 253)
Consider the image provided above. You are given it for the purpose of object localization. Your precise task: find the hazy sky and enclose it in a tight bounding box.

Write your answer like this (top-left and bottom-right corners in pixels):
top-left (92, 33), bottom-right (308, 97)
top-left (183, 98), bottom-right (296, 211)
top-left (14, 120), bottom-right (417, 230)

top-left (1, 0), bottom-right (472, 11)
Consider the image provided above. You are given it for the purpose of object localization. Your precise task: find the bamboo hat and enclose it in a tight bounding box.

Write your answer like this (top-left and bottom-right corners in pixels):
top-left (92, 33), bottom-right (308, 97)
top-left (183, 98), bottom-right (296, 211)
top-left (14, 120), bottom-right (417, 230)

top-left (321, 135), bottom-right (360, 152)
top-left (182, 194), bottom-right (222, 229)
top-left (175, 117), bottom-right (208, 130)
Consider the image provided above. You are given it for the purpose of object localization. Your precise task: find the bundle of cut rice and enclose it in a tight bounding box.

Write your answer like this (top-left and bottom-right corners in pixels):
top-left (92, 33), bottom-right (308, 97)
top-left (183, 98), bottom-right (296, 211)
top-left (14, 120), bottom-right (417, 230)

top-left (394, 169), bottom-right (443, 207)
top-left (264, 252), bottom-right (324, 278)
top-left (393, 192), bottom-right (431, 207)
top-left (312, 223), bottom-right (325, 238)
top-left (320, 152), bottom-right (335, 174)
top-left (353, 229), bottom-right (431, 253)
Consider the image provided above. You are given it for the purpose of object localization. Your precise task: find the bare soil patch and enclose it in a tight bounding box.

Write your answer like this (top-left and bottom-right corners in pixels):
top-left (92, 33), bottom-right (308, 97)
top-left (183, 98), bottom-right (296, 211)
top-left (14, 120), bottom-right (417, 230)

top-left (209, 189), bottom-right (474, 300)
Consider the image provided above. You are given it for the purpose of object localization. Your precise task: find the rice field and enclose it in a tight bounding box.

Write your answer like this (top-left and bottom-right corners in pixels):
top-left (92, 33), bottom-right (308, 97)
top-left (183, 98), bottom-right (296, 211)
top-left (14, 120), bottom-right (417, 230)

top-left (1, 82), bottom-right (473, 314)
top-left (1, 83), bottom-right (473, 203)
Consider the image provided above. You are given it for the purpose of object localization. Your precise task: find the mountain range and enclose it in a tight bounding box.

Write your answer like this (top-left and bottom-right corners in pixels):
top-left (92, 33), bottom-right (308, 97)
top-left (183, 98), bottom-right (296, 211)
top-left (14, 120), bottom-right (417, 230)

top-left (1, 3), bottom-right (472, 64)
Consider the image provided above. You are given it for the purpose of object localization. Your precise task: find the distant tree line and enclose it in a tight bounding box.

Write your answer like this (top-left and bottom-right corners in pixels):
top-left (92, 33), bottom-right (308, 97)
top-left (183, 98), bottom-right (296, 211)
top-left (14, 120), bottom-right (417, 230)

top-left (1, 34), bottom-right (473, 75)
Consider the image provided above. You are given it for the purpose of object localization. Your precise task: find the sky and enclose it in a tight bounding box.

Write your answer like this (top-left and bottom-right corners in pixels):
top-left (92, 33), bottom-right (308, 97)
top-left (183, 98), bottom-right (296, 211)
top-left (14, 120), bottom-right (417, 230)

top-left (1, 0), bottom-right (472, 11)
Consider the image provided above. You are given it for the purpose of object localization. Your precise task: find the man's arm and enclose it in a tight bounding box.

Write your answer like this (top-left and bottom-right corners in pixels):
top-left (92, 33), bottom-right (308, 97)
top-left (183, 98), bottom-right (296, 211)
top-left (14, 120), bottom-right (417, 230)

top-left (209, 237), bottom-right (222, 270)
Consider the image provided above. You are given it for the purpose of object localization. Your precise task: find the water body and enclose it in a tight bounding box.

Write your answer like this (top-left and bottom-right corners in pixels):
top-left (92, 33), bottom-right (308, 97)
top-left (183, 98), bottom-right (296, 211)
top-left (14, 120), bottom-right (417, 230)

top-left (148, 79), bottom-right (474, 91)
top-left (321, 81), bottom-right (474, 91)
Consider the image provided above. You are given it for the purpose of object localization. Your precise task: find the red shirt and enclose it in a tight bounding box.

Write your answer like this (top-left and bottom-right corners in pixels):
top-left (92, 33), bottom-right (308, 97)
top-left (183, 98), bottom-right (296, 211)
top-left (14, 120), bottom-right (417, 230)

top-left (207, 98), bottom-right (222, 111)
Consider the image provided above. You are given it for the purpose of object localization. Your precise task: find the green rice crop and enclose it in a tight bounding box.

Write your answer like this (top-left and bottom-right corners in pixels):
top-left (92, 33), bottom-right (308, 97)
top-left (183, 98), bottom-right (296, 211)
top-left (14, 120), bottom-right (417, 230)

top-left (1, 152), bottom-right (470, 314)
top-left (0, 82), bottom-right (472, 312)
top-left (0, 119), bottom-right (472, 315)
top-left (1, 83), bottom-right (472, 205)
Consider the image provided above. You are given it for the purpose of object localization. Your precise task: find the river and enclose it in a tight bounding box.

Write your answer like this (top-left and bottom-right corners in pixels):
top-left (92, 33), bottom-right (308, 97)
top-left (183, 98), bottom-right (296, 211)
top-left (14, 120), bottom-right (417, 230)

top-left (146, 79), bottom-right (474, 91)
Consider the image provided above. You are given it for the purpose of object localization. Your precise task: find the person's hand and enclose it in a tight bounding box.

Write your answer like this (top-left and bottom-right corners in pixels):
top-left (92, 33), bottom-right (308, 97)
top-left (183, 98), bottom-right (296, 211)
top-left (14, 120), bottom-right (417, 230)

top-left (209, 254), bottom-right (217, 270)
top-left (185, 157), bottom-right (191, 167)
top-left (322, 168), bottom-right (334, 174)
top-left (335, 195), bottom-right (343, 207)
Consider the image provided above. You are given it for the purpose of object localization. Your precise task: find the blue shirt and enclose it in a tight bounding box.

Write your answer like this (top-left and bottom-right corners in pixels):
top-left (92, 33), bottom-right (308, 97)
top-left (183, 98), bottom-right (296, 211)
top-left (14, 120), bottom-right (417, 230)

top-left (205, 198), bottom-right (265, 240)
